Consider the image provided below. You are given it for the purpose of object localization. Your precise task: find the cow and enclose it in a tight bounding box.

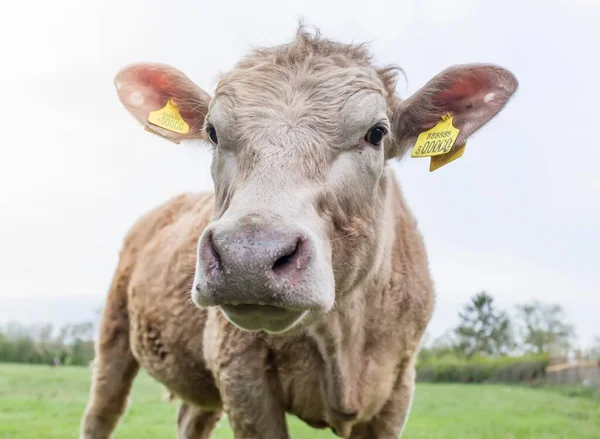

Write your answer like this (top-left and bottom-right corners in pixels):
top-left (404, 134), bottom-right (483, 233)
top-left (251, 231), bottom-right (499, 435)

top-left (80, 27), bottom-right (517, 439)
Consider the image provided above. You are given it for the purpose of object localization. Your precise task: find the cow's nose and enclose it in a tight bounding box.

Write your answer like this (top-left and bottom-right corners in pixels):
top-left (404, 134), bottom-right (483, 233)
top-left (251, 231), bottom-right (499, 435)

top-left (196, 222), bottom-right (310, 301)
top-left (193, 217), bottom-right (335, 333)
top-left (208, 229), bottom-right (305, 277)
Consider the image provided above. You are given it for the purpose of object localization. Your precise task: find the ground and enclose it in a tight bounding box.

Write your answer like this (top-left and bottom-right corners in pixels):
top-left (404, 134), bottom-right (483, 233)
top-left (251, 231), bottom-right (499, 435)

top-left (0, 363), bottom-right (598, 438)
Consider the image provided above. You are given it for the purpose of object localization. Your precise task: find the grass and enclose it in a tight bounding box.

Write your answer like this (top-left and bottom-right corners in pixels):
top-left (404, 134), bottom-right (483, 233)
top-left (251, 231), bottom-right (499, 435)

top-left (0, 363), bottom-right (598, 438)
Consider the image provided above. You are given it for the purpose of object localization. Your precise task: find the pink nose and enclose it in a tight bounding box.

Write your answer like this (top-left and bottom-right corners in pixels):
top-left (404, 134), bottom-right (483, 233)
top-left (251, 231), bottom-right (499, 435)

top-left (194, 219), bottom-right (311, 307)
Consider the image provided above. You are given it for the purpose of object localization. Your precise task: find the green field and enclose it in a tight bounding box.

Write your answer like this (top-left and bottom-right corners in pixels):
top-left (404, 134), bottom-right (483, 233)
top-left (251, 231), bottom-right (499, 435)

top-left (0, 363), bottom-right (598, 438)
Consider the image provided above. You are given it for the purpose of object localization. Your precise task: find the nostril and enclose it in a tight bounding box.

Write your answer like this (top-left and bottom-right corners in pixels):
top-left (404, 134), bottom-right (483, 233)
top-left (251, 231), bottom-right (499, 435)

top-left (272, 238), bottom-right (302, 275)
top-left (203, 232), bottom-right (222, 274)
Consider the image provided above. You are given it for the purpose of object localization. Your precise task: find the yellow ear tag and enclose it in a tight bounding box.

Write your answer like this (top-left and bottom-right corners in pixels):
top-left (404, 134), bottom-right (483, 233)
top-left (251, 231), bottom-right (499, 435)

top-left (411, 113), bottom-right (459, 158)
top-left (147, 99), bottom-right (190, 135)
top-left (429, 143), bottom-right (466, 172)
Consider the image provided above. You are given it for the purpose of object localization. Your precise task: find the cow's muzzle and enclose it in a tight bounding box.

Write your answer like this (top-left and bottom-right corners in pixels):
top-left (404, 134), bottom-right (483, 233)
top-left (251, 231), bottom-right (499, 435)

top-left (192, 215), bottom-right (333, 333)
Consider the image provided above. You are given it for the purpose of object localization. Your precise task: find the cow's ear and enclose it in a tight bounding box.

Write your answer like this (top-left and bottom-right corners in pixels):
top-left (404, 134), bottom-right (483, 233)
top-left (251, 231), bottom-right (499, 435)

top-left (114, 63), bottom-right (211, 142)
top-left (387, 64), bottom-right (518, 159)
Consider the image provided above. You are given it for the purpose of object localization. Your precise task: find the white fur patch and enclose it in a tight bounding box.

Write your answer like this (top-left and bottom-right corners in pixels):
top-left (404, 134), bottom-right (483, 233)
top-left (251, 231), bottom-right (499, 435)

top-left (483, 93), bottom-right (495, 103)
top-left (129, 91), bottom-right (144, 106)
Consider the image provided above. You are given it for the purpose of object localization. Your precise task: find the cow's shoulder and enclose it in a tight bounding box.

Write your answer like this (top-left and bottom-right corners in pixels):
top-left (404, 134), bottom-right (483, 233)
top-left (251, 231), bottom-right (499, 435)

top-left (122, 192), bottom-right (214, 256)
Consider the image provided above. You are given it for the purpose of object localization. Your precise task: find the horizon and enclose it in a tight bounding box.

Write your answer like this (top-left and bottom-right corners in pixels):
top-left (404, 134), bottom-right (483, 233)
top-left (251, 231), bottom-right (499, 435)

top-left (1, 294), bottom-right (597, 348)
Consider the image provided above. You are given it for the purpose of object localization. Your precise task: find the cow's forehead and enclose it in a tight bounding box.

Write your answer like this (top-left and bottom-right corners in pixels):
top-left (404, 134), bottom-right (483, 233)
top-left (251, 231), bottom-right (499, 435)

top-left (209, 30), bottom-right (400, 115)
top-left (210, 67), bottom-right (386, 141)
top-left (214, 65), bottom-right (383, 108)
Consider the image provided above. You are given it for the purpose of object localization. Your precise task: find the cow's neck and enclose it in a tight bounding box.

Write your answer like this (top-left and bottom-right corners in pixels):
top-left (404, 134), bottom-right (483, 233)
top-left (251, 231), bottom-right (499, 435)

top-left (308, 177), bottom-right (397, 435)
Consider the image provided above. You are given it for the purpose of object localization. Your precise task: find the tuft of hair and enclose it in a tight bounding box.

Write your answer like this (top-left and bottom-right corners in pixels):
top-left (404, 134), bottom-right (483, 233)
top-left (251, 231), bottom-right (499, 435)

top-left (230, 23), bottom-right (402, 99)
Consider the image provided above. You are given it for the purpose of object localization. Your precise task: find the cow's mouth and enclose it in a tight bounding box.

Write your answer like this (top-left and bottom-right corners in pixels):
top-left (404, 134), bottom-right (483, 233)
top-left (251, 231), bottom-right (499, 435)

top-left (219, 303), bottom-right (307, 333)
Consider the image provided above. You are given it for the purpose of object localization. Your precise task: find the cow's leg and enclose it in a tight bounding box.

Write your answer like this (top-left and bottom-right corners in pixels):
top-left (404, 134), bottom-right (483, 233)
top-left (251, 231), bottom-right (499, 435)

top-left (349, 359), bottom-right (417, 439)
top-left (177, 403), bottom-right (222, 439)
top-left (209, 334), bottom-right (288, 439)
top-left (80, 269), bottom-right (139, 439)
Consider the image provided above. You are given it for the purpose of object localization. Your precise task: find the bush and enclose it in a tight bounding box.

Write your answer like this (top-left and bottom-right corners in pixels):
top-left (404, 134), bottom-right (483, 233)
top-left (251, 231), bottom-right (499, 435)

top-left (416, 354), bottom-right (549, 384)
top-left (0, 322), bottom-right (95, 366)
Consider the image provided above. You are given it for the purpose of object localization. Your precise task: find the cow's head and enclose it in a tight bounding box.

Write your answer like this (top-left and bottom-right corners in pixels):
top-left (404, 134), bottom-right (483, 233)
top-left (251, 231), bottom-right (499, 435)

top-left (115, 30), bottom-right (517, 334)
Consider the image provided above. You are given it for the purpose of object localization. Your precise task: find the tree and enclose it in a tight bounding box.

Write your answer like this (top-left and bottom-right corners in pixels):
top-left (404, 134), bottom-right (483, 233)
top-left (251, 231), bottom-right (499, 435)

top-left (0, 320), bottom-right (96, 365)
top-left (515, 301), bottom-right (575, 356)
top-left (68, 322), bottom-right (95, 343)
top-left (418, 330), bottom-right (460, 362)
top-left (585, 336), bottom-right (600, 360)
top-left (454, 292), bottom-right (514, 358)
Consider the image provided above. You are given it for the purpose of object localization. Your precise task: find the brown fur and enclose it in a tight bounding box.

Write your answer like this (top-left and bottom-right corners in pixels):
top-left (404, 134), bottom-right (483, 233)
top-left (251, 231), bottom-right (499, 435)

top-left (82, 27), bottom-right (516, 439)
top-left (81, 174), bottom-right (433, 438)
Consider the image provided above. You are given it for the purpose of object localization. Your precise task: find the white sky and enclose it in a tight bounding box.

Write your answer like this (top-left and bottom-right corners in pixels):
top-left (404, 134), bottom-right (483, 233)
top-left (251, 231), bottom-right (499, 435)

top-left (0, 0), bottom-right (598, 345)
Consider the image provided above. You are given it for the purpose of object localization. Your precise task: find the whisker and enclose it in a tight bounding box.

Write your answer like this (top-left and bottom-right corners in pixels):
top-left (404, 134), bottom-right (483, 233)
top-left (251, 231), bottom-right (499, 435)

top-left (327, 230), bottom-right (360, 243)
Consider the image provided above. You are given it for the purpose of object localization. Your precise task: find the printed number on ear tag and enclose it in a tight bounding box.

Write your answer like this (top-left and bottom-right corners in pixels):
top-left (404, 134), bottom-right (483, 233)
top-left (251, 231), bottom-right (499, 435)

top-left (411, 113), bottom-right (459, 158)
top-left (147, 99), bottom-right (190, 134)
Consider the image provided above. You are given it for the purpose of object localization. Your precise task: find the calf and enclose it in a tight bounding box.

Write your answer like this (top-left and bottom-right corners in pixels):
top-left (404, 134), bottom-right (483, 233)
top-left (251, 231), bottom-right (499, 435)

top-left (81, 28), bottom-right (517, 439)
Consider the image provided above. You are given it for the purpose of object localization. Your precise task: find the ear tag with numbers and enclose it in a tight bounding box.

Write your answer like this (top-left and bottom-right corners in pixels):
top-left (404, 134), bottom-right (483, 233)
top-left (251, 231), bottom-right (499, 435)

top-left (411, 113), bottom-right (459, 158)
top-left (147, 99), bottom-right (189, 134)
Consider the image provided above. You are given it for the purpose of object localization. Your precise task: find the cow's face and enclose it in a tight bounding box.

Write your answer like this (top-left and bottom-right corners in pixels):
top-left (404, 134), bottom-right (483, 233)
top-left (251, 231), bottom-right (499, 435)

top-left (115, 32), bottom-right (517, 334)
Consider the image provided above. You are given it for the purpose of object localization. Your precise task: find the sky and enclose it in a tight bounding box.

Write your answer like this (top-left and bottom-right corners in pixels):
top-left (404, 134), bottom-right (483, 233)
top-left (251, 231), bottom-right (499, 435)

top-left (0, 0), bottom-right (598, 346)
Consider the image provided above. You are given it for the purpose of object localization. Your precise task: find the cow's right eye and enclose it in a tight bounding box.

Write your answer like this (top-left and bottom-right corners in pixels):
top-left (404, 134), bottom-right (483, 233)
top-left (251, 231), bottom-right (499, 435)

top-left (364, 126), bottom-right (387, 147)
top-left (206, 125), bottom-right (219, 145)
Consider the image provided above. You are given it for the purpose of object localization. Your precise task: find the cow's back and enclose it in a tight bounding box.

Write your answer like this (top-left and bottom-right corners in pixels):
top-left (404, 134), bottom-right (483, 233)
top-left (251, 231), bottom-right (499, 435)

top-left (121, 192), bottom-right (221, 407)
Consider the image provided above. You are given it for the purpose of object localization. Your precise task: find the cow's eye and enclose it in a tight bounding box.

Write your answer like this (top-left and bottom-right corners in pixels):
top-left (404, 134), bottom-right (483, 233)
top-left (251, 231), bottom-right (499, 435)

top-left (206, 125), bottom-right (218, 145)
top-left (364, 126), bottom-right (387, 147)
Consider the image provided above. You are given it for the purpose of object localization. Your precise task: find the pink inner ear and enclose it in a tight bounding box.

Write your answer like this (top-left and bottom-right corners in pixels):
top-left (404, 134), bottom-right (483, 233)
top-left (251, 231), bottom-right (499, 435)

top-left (433, 71), bottom-right (493, 115)
top-left (123, 66), bottom-right (173, 110)
top-left (115, 62), bottom-right (211, 139)
top-left (116, 65), bottom-right (194, 131)
top-left (427, 66), bottom-right (517, 139)
top-left (131, 67), bottom-right (204, 127)
top-left (138, 69), bottom-right (172, 95)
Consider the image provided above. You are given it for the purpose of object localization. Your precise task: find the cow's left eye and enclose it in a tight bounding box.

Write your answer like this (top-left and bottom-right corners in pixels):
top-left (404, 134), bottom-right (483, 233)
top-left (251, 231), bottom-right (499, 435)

top-left (364, 126), bottom-right (388, 147)
top-left (206, 124), bottom-right (219, 145)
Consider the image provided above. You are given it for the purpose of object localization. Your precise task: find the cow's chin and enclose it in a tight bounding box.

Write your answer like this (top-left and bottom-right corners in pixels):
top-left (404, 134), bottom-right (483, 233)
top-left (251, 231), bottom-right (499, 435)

top-left (219, 304), bottom-right (308, 334)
